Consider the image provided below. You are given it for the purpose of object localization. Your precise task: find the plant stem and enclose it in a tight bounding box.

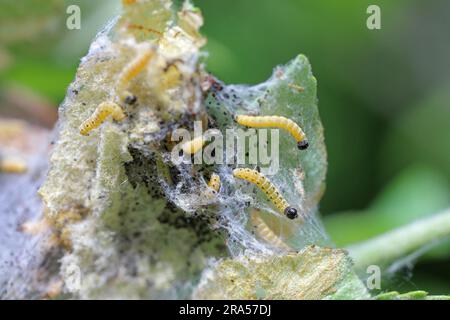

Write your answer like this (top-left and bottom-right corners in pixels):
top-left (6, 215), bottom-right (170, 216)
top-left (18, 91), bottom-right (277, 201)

top-left (346, 208), bottom-right (450, 272)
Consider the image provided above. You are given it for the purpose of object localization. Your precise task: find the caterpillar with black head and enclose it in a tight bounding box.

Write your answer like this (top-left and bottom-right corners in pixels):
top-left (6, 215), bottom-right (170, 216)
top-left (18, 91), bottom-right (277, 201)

top-left (235, 115), bottom-right (309, 150)
top-left (232, 168), bottom-right (298, 220)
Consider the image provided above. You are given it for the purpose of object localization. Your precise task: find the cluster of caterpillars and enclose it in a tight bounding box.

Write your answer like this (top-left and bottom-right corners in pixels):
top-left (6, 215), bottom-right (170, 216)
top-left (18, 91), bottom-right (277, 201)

top-left (77, 1), bottom-right (310, 253)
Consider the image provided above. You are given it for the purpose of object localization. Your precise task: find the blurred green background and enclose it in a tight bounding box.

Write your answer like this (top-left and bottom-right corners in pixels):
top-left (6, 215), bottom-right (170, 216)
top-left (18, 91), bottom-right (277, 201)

top-left (0, 0), bottom-right (449, 294)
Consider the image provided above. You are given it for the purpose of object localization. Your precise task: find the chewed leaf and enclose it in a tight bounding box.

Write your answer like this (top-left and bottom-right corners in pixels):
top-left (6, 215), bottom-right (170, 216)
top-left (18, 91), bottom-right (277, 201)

top-left (194, 245), bottom-right (369, 300)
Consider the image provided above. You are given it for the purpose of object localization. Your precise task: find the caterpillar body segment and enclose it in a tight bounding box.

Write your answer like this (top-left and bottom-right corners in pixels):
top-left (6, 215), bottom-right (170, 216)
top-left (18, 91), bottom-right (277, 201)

top-left (79, 102), bottom-right (126, 136)
top-left (235, 115), bottom-right (309, 150)
top-left (250, 211), bottom-right (292, 250)
top-left (232, 168), bottom-right (298, 219)
top-left (181, 135), bottom-right (205, 155)
top-left (116, 46), bottom-right (155, 100)
top-left (207, 173), bottom-right (220, 194)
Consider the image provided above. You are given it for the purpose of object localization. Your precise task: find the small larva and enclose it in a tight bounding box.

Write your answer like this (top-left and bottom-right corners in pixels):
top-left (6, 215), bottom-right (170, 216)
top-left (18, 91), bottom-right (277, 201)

top-left (0, 156), bottom-right (27, 173)
top-left (207, 173), bottom-right (220, 194)
top-left (181, 135), bottom-right (205, 155)
top-left (116, 46), bottom-right (155, 100)
top-left (79, 101), bottom-right (126, 136)
top-left (127, 23), bottom-right (163, 37)
top-left (235, 115), bottom-right (309, 150)
top-left (232, 168), bottom-right (298, 219)
top-left (287, 83), bottom-right (305, 92)
top-left (250, 210), bottom-right (292, 250)
top-left (159, 63), bottom-right (181, 90)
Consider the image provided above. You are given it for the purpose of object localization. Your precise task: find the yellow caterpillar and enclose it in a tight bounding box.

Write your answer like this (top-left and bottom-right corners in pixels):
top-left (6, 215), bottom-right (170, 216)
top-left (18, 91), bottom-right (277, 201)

top-left (116, 46), bottom-right (155, 101)
top-left (235, 115), bottom-right (309, 150)
top-left (250, 210), bottom-right (292, 250)
top-left (207, 173), bottom-right (220, 193)
top-left (79, 102), bottom-right (126, 136)
top-left (181, 135), bottom-right (206, 155)
top-left (232, 168), bottom-right (298, 219)
top-left (0, 156), bottom-right (27, 173)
